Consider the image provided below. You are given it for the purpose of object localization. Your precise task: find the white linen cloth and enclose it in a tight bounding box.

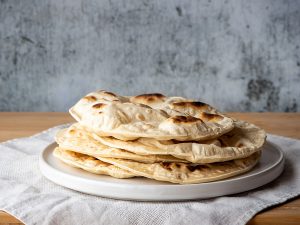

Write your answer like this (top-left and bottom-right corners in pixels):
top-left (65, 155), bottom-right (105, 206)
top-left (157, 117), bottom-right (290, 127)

top-left (0, 124), bottom-right (299, 225)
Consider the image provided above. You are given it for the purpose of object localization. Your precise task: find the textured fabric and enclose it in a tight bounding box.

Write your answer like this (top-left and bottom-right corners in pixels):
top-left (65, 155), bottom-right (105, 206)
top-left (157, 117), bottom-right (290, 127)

top-left (0, 124), bottom-right (299, 225)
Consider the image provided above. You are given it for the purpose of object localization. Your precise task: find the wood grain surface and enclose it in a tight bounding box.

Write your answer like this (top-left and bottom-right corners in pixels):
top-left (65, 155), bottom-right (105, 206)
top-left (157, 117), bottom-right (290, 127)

top-left (0, 112), bottom-right (299, 225)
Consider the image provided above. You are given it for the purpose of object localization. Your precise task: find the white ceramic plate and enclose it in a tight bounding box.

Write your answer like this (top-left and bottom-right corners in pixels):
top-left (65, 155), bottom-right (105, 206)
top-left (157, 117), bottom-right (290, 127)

top-left (39, 141), bottom-right (284, 201)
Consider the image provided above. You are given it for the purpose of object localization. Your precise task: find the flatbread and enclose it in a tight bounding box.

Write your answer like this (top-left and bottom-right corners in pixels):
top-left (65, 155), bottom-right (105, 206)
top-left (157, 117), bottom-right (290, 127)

top-left (55, 124), bottom-right (188, 163)
top-left (53, 147), bottom-right (135, 178)
top-left (69, 90), bottom-right (234, 141)
top-left (94, 120), bottom-right (266, 163)
top-left (97, 151), bottom-right (261, 184)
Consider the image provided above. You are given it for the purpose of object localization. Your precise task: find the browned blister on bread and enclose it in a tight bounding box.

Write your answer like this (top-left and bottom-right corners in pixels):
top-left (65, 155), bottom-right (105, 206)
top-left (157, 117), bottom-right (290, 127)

top-left (130, 93), bottom-right (167, 106)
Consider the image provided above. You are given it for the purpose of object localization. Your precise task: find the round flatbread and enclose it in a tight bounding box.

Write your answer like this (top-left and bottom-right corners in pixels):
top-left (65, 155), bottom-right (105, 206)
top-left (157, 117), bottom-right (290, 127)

top-left (97, 151), bottom-right (261, 184)
top-left (94, 120), bottom-right (266, 163)
top-left (55, 124), bottom-right (188, 163)
top-left (69, 90), bottom-right (234, 141)
top-left (53, 147), bottom-right (135, 178)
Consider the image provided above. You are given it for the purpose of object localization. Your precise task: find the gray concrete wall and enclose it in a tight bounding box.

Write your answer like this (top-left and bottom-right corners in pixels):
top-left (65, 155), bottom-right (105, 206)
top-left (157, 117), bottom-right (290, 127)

top-left (0, 0), bottom-right (299, 112)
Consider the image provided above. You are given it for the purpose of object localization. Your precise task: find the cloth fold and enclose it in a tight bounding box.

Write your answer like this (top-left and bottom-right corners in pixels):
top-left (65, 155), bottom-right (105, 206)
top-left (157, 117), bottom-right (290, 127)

top-left (0, 124), bottom-right (299, 225)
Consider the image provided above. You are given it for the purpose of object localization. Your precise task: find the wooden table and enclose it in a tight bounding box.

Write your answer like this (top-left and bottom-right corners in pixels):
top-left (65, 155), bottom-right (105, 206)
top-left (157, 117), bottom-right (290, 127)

top-left (0, 112), bottom-right (299, 225)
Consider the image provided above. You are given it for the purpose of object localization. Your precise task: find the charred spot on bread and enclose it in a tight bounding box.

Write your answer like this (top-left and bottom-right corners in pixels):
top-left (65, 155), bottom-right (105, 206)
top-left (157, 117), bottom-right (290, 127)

top-left (135, 93), bottom-right (166, 99)
top-left (171, 101), bottom-right (209, 108)
top-left (92, 103), bottom-right (106, 109)
top-left (170, 115), bottom-right (202, 124)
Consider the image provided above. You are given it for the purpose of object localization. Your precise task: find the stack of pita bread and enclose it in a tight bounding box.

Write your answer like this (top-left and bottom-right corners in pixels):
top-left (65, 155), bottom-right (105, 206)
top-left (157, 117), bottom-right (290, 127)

top-left (54, 90), bottom-right (266, 184)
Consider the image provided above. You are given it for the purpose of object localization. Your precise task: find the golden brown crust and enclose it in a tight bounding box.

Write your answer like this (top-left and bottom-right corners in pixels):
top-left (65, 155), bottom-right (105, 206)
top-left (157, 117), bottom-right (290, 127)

top-left (169, 115), bottom-right (202, 124)
top-left (92, 103), bottom-right (106, 109)
top-left (69, 129), bottom-right (76, 134)
top-left (53, 147), bottom-right (135, 178)
top-left (83, 96), bottom-right (97, 102)
top-left (171, 101), bottom-right (209, 109)
top-left (199, 112), bottom-right (223, 122)
top-left (131, 93), bottom-right (166, 104)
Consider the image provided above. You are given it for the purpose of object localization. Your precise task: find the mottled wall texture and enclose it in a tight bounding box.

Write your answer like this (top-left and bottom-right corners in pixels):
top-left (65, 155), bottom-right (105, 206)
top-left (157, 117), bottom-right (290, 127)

top-left (0, 0), bottom-right (299, 112)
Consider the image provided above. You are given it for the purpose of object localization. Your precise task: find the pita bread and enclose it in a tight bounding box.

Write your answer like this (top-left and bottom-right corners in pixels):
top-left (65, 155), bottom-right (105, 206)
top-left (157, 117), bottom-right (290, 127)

top-left (69, 90), bottom-right (234, 141)
top-left (94, 120), bottom-right (266, 163)
top-left (53, 147), bottom-right (135, 178)
top-left (55, 124), bottom-right (188, 163)
top-left (97, 151), bottom-right (261, 184)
